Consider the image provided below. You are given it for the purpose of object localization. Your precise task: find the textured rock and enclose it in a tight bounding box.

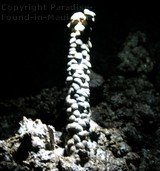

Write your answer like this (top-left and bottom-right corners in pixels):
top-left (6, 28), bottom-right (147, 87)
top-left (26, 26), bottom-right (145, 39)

top-left (65, 9), bottom-right (96, 158)
top-left (0, 19), bottom-right (160, 171)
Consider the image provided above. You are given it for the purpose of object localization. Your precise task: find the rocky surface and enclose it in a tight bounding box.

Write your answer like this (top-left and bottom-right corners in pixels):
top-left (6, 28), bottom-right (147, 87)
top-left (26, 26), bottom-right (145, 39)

top-left (0, 31), bottom-right (160, 170)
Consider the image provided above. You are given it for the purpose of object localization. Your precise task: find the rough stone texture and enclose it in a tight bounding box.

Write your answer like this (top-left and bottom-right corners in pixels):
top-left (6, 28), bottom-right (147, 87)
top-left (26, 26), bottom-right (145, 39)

top-left (65, 9), bottom-right (96, 159)
top-left (0, 31), bottom-right (160, 170)
top-left (0, 117), bottom-right (63, 171)
top-left (0, 117), bottom-right (139, 171)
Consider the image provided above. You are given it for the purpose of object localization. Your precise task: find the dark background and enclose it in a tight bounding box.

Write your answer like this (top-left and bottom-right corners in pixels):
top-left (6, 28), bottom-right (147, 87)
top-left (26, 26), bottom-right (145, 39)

top-left (1, 1), bottom-right (160, 98)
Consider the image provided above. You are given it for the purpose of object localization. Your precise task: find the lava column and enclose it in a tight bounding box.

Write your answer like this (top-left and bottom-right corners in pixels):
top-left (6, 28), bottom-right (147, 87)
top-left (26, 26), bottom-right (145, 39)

top-left (65, 9), bottom-right (95, 161)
